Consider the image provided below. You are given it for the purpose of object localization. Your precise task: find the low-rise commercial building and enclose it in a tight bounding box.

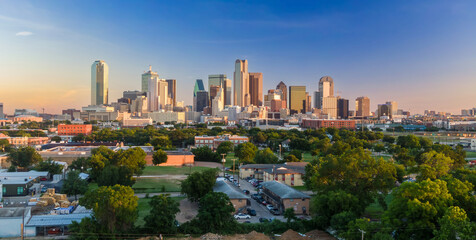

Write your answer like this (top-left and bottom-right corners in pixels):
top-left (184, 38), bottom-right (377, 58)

top-left (0, 208), bottom-right (33, 238)
top-left (57, 124), bottom-right (93, 136)
top-left (213, 179), bottom-right (250, 212)
top-left (301, 119), bottom-right (356, 129)
top-left (0, 171), bottom-right (48, 196)
top-left (0, 133), bottom-right (49, 147)
top-left (194, 134), bottom-right (249, 149)
top-left (13, 115), bottom-right (43, 122)
top-left (261, 181), bottom-right (310, 215)
top-left (144, 151), bottom-right (194, 166)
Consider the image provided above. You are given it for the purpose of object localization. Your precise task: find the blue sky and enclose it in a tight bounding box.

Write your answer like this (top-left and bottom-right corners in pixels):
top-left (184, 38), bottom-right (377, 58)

top-left (1, 0), bottom-right (475, 114)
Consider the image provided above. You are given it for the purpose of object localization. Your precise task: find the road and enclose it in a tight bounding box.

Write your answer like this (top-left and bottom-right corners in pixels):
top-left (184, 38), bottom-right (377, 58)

top-left (232, 179), bottom-right (285, 223)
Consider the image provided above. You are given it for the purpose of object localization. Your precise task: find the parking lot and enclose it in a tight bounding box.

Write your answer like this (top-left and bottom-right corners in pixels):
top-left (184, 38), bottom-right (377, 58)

top-left (227, 176), bottom-right (285, 223)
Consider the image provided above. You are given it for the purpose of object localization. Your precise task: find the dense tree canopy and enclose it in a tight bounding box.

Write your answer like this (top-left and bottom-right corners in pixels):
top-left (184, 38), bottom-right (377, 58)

top-left (152, 149), bottom-right (168, 165)
top-left (195, 192), bottom-right (236, 234)
top-left (234, 142), bottom-right (257, 163)
top-left (144, 194), bottom-right (180, 234)
top-left (254, 148), bottom-right (279, 164)
top-left (34, 159), bottom-right (63, 175)
top-left (181, 168), bottom-right (219, 202)
top-left (62, 170), bottom-right (88, 200)
top-left (80, 185), bottom-right (138, 234)
top-left (191, 146), bottom-right (220, 162)
top-left (8, 146), bottom-right (43, 169)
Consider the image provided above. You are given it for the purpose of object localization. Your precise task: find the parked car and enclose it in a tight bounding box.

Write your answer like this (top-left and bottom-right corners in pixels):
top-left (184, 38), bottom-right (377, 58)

top-left (41, 186), bottom-right (47, 193)
top-left (270, 208), bottom-right (280, 215)
top-left (261, 201), bottom-right (268, 206)
top-left (266, 204), bottom-right (274, 210)
top-left (251, 194), bottom-right (260, 200)
top-left (259, 217), bottom-right (269, 223)
top-left (243, 190), bottom-right (250, 195)
top-left (247, 208), bottom-right (257, 216)
top-left (234, 213), bottom-right (251, 219)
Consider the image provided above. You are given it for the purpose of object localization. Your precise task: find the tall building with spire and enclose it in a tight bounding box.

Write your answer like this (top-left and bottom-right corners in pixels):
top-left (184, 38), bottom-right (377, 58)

top-left (141, 66), bottom-right (158, 93)
top-left (91, 60), bottom-right (109, 106)
top-left (234, 59), bottom-right (249, 107)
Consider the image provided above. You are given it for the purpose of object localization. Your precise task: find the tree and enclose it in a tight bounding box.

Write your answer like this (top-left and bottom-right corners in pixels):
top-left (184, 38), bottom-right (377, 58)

top-left (151, 136), bottom-right (172, 150)
top-left (285, 154), bottom-right (301, 162)
top-left (51, 136), bottom-right (62, 143)
top-left (396, 135), bottom-right (421, 149)
top-left (254, 148), bottom-right (279, 164)
top-left (69, 216), bottom-right (103, 240)
top-left (443, 177), bottom-right (476, 221)
top-left (196, 192), bottom-right (236, 234)
top-left (80, 185), bottom-right (138, 234)
top-left (234, 142), bottom-right (257, 163)
top-left (72, 134), bottom-right (86, 142)
top-left (311, 190), bottom-right (361, 227)
top-left (181, 168), bottom-right (219, 202)
top-left (283, 208), bottom-right (296, 223)
top-left (306, 148), bottom-right (396, 209)
top-left (96, 165), bottom-right (135, 187)
top-left (191, 146), bottom-right (220, 162)
top-left (144, 194), bottom-right (180, 234)
top-left (417, 151), bottom-right (453, 181)
top-left (8, 146), bottom-right (43, 169)
top-left (216, 141), bottom-right (234, 155)
top-left (152, 149), bottom-right (168, 165)
top-left (382, 135), bottom-right (395, 144)
top-left (0, 139), bottom-right (11, 152)
top-left (62, 170), bottom-right (88, 200)
top-left (69, 157), bottom-right (90, 172)
top-left (289, 149), bottom-right (302, 160)
top-left (373, 143), bottom-right (385, 155)
top-left (34, 159), bottom-right (64, 175)
top-left (433, 206), bottom-right (476, 240)
top-left (384, 179), bottom-right (453, 239)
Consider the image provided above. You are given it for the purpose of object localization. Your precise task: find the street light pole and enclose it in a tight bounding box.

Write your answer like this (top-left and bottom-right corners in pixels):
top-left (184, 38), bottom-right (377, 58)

top-left (221, 154), bottom-right (226, 177)
top-left (279, 144), bottom-right (282, 160)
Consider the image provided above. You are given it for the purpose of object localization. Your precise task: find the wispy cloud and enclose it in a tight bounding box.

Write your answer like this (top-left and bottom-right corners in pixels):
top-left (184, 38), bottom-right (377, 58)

top-left (15, 31), bottom-right (33, 36)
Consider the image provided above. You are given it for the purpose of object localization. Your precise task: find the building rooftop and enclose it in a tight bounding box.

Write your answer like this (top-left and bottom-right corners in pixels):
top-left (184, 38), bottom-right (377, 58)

top-left (165, 151), bottom-right (194, 155)
top-left (0, 207), bottom-right (30, 218)
top-left (262, 181), bottom-right (310, 199)
top-left (213, 179), bottom-right (250, 200)
top-left (26, 213), bottom-right (91, 227)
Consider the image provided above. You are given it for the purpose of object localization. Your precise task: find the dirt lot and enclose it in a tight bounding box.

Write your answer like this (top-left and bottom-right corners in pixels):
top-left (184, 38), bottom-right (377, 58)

top-left (176, 198), bottom-right (199, 223)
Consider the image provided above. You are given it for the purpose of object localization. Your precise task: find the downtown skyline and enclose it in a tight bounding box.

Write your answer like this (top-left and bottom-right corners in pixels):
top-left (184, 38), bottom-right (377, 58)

top-left (1, 0), bottom-right (476, 114)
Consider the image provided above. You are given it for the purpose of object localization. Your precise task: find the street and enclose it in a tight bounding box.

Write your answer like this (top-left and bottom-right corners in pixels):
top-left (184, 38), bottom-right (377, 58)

top-left (231, 178), bottom-right (285, 223)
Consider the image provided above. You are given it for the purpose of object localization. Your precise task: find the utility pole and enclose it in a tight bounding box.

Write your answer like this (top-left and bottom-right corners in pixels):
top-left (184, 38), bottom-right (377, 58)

top-left (359, 229), bottom-right (365, 240)
top-left (232, 158), bottom-right (236, 181)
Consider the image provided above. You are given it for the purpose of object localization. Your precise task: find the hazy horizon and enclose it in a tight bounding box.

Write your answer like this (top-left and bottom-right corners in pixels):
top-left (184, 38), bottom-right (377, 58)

top-left (1, 0), bottom-right (476, 115)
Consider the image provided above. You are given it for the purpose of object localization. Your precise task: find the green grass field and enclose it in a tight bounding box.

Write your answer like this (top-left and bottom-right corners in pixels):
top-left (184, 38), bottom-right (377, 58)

top-left (87, 183), bottom-right (99, 192)
top-left (142, 166), bottom-right (212, 175)
top-left (136, 196), bottom-right (185, 227)
top-left (292, 185), bottom-right (308, 191)
top-left (465, 151), bottom-right (476, 158)
top-left (132, 178), bottom-right (182, 193)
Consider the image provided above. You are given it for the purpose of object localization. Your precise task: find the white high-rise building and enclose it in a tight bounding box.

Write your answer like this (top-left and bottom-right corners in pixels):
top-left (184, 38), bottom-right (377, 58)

top-left (145, 67), bottom-right (168, 112)
top-left (234, 59), bottom-right (249, 107)
top-left (91, 60), bottom-right (109, 105)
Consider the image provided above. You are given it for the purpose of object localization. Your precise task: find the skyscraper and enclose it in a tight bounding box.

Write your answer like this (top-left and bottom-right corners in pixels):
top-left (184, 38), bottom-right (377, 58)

top-left (337, 98), bottom-right (349, 119)
top-left (276, 81), bottom-right (287, 108)
top-left (193, 79), bottom-right (205, 111)
top-left (249, 72), bottom-right (263, 106)
top-left (209, 85), bottom-right (221, 107)
top-left (234, 59), bottom-right (249, 107)
top-left (208, 74), bottom-right (227, 107)
top-left (141, 66), bottom-right (159, 93)
top-left (224, 79), bottom-right (232, 106)
top-left (289, 86), bottom-right (306, 114)
top-left (0, 102), bottom-right (3, 118)
top-left (196, 91), bottom-right (209, 112)
top-left (148, 78), bottom-right (168, 112)
top-left (316, 76), bottom-right (334, 109)
top-left (91, 60), bottom-right (109, 105)
top-left (166, 79), bottom-right (177, 107)
top-left (356, 96), bottom-right (370, 118)
top-left (305, 92), bottom-right (312, 113)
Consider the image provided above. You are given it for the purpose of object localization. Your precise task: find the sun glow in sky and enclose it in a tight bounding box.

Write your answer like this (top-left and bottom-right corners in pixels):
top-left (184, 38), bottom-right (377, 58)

top-left (1, 0), bottom-right (476, 114)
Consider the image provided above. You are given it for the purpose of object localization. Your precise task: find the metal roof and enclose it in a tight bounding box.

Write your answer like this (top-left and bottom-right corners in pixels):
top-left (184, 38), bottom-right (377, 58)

top-left (213, 180), bottom-right (250, 200)
top-left (26, 213), bottom-right (91, 227)
top-left (262, 181), bottom-right (310, 199)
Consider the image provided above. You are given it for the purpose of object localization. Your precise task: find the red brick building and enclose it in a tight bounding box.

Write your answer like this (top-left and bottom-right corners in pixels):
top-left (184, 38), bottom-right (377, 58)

top-left (194, 134), bottom-right (249, 149)
top-left (57, 124), bottom-right (93, 136)
top-left (301, 119), bottom-right (356, 129)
